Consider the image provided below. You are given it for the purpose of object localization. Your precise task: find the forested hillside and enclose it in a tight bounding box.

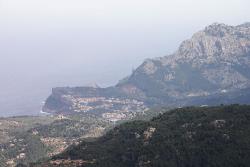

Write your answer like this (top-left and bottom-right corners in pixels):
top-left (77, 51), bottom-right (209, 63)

top-left (33, 104), bottom-right (250, 167)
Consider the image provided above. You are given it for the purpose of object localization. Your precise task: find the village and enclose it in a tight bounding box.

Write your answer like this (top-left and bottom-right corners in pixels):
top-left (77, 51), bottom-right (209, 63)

top-left (67, 96), bottom-right (148, 122)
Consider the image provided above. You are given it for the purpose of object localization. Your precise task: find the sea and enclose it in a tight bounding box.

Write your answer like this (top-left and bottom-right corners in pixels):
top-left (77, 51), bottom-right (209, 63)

top-left (0, 73), bottom-right (118, 117)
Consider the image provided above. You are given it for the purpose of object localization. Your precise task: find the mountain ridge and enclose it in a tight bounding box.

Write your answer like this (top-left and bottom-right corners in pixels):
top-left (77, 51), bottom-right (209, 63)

top-left (116, 22), bottom-right (250, 101)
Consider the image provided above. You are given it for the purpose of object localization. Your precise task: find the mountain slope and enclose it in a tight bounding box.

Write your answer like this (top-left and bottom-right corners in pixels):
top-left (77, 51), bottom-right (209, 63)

top-left (43, 23), bottom-right (250, 114)
top-left (33, 105), bottom-right (250, 167)
top-left (117, 23), bottom-right (250, 101)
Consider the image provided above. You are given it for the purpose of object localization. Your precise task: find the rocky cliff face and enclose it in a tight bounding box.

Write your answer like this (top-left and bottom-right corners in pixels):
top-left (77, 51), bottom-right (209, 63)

top-left (43, 23), bottom-right (250, 114)
top-left (117, 23), bottom-right (250, 102)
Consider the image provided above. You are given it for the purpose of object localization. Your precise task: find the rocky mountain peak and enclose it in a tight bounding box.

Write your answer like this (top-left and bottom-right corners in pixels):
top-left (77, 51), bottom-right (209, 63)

top-left (157, 22), bottom-right (250, 67)
top-left (119, 23), bottom-right (250, 100)
top-left (204, 23), bottom-right (233, 37)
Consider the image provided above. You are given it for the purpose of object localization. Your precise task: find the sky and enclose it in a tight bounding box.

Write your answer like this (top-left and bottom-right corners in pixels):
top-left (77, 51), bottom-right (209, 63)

top-left (0, 0), bottom-right (250, 116)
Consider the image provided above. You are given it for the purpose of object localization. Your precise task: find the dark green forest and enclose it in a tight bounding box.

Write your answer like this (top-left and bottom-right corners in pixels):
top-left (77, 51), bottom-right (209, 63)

top-left (33, 104), bottom-right (250, 167)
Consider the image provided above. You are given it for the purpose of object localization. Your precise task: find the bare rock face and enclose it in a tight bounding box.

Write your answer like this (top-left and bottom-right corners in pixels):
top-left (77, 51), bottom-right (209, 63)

top-left (119, 23), bottom-right (250, 103)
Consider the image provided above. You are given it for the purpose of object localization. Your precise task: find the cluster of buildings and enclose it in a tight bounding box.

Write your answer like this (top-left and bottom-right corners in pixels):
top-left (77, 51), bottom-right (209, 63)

top-left (65, 96), bottom-right (147, 121)
top-left (102, 112), bottom-right (127, 122)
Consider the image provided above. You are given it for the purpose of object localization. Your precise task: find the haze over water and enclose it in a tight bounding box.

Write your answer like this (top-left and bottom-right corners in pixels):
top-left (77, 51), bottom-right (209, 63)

top-left (0, 0), bottom-right (249, 117)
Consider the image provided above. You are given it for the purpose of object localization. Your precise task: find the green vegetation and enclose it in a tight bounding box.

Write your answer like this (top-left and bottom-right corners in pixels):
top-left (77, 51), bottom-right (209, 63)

top-left (36, 104), bottom-right (250, 167)
top-left (4, 132), bottom-right (48, 165)
top-left (0, 114), bottom-right (112, 166)
top-left (0, 116), bottom-right (54, 143)
top-left (0, 116), bottom-right (55, 166)
top-left (30, 114), bottom-right (108, 138)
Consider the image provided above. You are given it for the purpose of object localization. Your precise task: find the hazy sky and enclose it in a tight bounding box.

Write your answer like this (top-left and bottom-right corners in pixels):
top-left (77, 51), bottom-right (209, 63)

top-left (0, 0), bottom-right (250, 85)
top-left (0, 0), bottom-right (249, 116)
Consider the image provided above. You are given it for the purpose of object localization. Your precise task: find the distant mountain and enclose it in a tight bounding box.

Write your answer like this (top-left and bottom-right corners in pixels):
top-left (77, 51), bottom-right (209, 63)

top-left (117, 23), bottom-right (250, 102)
top-left (32, 105), bottom-right (250, 167)
top-left (43, 23), bottom-right (250, 114)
